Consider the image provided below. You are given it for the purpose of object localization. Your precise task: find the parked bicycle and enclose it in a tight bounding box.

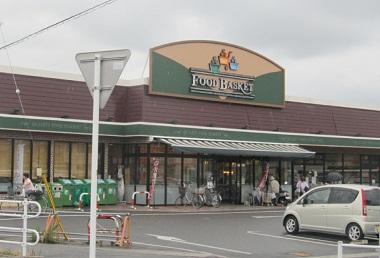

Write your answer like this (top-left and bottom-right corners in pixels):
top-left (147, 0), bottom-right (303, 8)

top-left (174, 183), bottom-right (193, 207)
top-left (174, 183), bottom-right (205, 209)
top-left (202, 186), bottom-right (222, 208)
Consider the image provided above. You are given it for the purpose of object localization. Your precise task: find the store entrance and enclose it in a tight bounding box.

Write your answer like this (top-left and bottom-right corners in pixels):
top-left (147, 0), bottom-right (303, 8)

top-left (215, 159), bottom-right (241, 204)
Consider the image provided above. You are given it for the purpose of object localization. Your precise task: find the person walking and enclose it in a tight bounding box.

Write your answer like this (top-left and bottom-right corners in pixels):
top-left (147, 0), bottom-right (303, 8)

top-left (296, 175), bottom-right (309, 197)
top-left (269, 176), bottom-right (280, 206)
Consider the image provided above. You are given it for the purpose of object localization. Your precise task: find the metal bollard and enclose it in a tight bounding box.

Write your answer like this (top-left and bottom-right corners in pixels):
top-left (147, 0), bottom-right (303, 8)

top-left (337, 241), bottom-right (343, 258)
top-left (130, 191), bottom-right (151, 209)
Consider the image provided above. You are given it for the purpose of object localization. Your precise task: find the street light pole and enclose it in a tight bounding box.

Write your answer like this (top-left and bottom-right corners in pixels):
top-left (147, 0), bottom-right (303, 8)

top-left (89, 54), bottom-right (101, 258)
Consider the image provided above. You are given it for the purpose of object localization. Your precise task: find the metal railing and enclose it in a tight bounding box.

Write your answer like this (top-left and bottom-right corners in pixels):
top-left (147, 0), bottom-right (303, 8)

top-left (0, 198), bottom-right (41, 257)
top-left (337, 241), bottom-right (380, 258)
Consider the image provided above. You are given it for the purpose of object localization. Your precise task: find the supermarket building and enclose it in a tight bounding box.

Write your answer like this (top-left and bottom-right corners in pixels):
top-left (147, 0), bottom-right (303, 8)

top-left (0, 40), bottom-right (380, 205)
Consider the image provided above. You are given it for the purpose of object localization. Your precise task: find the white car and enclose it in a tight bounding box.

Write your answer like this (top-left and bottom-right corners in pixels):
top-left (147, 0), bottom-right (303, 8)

top-left (282, 184), bottom-right (380, 241)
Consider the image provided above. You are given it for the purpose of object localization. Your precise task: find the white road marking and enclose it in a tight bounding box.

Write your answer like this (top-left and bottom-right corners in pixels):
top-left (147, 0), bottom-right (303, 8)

top-left (133, 210), bottom-right (283, 216)
top-left (247, 231), bottom-right (337, 247)
top-left (252, 215), bottom-right (282, 218)
top-left (134, 242), bottom-right (228, 258)
top-left (148, 233), bottom-right (251, 255)
top-left (309, 252), bottom-right (379, 258)
top-left (284, 234), bottom-right (341, 244)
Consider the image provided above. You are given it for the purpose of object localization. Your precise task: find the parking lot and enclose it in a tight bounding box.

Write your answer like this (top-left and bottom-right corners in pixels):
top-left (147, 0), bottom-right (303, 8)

top-left (0, 206), bottom-right (379, 257)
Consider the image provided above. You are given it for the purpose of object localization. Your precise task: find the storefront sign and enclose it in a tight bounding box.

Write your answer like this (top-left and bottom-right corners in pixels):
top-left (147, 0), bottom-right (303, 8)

top-left (150, 41), bottom-right (285, 107)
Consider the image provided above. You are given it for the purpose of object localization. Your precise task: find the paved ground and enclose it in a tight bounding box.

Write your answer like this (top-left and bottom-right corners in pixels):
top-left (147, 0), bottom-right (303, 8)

top-left (1, 203), bottom-right (379, 257)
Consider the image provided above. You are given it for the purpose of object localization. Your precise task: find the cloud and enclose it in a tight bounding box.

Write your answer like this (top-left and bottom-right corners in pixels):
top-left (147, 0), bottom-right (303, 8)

top-left (0, 0), bottom-right (379, 107)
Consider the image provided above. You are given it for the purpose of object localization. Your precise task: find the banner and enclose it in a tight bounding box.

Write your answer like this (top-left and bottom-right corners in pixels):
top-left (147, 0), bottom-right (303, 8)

top-left (149, 158), bottom-right (159, 205)
top-left (257, 161), bottom-right (270, 191)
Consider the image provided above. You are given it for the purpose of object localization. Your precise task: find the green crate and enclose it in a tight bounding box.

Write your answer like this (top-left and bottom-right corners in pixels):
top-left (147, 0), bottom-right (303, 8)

top-left (97, 179), bottom-right (107, 205)
top-left (71, 179), bottom-right (85, 206)
top-left (57, 179), bottom-right (74, 207)
top-left (104, 179), bottom-right (117, 205)
top-left (48, 183), bottom-right (63, 208)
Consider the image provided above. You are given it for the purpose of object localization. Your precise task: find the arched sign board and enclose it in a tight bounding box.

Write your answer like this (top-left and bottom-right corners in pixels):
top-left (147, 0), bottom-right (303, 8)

top-left (149, 41), bottom-right (285, 108)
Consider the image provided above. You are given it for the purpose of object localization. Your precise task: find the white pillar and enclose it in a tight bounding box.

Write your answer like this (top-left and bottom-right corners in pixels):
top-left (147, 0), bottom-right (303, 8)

top-left (104, 143), bottom-right (109, 178)
top-left (89, 54), bottom-right (101, 258)
top-left (14, 142), bottom-right (24, 187)
top-left (337, 241), bottom-right (343, 258)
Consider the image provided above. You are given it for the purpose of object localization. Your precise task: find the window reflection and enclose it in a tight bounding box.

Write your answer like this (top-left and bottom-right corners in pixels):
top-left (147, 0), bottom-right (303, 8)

top-left (32, 141), bottom-right (48, 179)
top-left (71, 143), bottom-right (86, 179)
top-left (54, 142), bottom-right (69, 178)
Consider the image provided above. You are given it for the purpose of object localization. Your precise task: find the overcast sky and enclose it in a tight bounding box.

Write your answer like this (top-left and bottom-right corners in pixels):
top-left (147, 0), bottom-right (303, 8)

top-left (1, 0), bottom-right (379, 108)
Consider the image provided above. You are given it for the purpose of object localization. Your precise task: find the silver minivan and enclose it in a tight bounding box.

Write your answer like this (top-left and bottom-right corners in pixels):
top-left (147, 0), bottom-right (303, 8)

top-left (282, 184), bottom-right (380, 240)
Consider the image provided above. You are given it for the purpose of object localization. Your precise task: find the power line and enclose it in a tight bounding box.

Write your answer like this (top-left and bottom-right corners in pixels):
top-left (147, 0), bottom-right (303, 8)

top-left (0, 0), bottom-right (118, 51)
top-left (0, 24), bottom-right (25, 115)
top-left (0, 23), bottom-right (33, 140)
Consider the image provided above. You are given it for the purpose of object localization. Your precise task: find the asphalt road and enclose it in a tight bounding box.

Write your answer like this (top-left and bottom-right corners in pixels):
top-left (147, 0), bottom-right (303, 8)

top-left (0, 208), bottom-right (379, 258)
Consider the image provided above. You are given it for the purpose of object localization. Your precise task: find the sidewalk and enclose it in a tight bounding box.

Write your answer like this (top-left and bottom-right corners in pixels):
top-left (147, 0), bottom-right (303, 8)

top-left (71, 203), bottom-right (286, 214)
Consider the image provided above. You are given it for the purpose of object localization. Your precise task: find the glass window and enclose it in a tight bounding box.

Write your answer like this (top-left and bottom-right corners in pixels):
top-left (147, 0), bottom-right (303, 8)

top-left (329, 188), bottom-right (358, 204)
top-left (241, 160), bottom-right (253, 185)
top-left (108, 144), bottom-right (123, 179)
top-left (280, 160), bottom-right (292, 194)
top-left (135, 157), bottom-right (148, 204)
top-left (0, 139), bottom-right (12, 182)
top-left (150, 143), bottom-right (166, 154)
top-left (138, 144), bottom-right (147, 154)
top-left (167, 158), bottom-right (181, 186)
top-left (167, 157), bottom-right (182, 204)
top-left (241, 159), bottom-right (253, 205)
top-left (136, 157), bottom-right (147, 185)
top-left (32, 141), bottom-right (48, 179)
top-left (254, 160), bottom-right (262, 188)
top-left (305, 154), bottom-right (324, 186)
top-left (183, 158), bottom-right (197, 187)
top-left (269, 160), bottom-right (279, 181)
top-left (127, 144), bottom-right (136, 154)
top-left (303, 188), bottom-right (331, 204)
top-left (293, 159), bottom-right (305, 189)
top-left (364, 189), bottom-right (380, 206)
top-left (344, 154), bottom-right (360, 184)
top-left (71, 143), bottom-right (86, 179)
top-left (361, 155), bottom-right (370, 185)
top-left (202, 159), bottom-right (215, 186)
top-left (369, 156), bottom-right (379, 186)
top-left (325, 154), bottom-right (343, 183)
top-left (125, 157), bottom-right (136, 185)
top-left (125, 156), bottom-right (136, 203)
top-left (54, 142), bottom-right (69, 178)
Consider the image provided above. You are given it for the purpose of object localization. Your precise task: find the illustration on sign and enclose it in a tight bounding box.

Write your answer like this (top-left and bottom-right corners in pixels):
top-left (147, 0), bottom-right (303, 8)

top-left (209, 49), bottom-right (239, 72)
top-left (190, 49), bottom-right (254, 100)
top-left (150, 41), bottom-right (285, 107)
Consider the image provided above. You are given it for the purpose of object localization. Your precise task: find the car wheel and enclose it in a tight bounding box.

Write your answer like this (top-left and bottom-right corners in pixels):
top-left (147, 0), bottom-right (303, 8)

top-left (284, 215), bottom-right (299, 234)
top-left (346, 223), bottom-right (364, 241)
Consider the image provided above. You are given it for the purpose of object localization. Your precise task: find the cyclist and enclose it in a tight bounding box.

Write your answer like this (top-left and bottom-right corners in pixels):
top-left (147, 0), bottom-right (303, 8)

top-left (23, 173), bottom-right (43, 201)
top-left (23, 173), bottom-right (35, 196)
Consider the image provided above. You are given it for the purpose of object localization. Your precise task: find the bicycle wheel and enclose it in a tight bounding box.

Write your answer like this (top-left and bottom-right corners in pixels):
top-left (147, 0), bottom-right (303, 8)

top-left (192, 194), bottom-right (203, 209)
top-left (39, 196), bottom-right (49, 213)
top-left (211, 194), bottom-right (221, 208)
top-left (184, 192), bottom-right (193, 206)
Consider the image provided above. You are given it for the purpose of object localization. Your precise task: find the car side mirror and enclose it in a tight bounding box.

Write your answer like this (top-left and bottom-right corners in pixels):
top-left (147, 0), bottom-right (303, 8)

top-left (302, 198), bottom-right (308, 205)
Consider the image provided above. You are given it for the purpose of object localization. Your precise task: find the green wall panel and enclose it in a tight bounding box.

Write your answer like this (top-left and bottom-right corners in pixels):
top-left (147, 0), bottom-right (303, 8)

top-left (1, 115), bottom-right (380, 149)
